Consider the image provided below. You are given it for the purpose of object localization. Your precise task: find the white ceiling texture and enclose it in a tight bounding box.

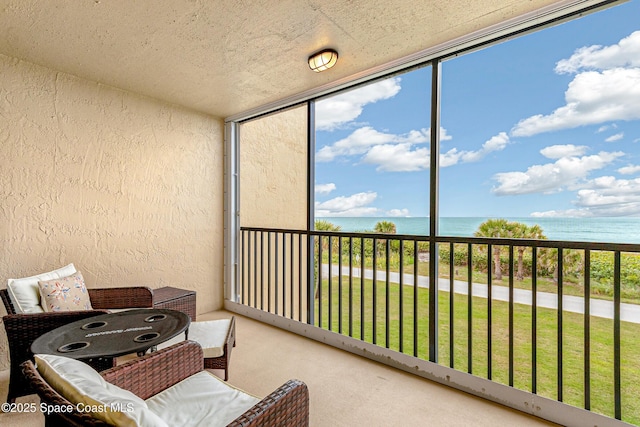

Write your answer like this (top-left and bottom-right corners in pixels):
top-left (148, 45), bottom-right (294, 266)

top-left (0, 0), bottom-right (579, 119)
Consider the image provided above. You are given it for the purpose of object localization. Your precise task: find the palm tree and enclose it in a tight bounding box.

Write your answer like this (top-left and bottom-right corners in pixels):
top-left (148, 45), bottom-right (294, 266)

top-left (313, 220), bottom-right (341, 299)
top-left (474, 218), bottom-right (511, 280)
top-left (374, 220), bottom-right (397, 257)
top-left (509, 223), bottom-right (547, 280)
top-left (374, 220), bottom-right (397, 234)
top-left (537, 246), bottom-right (583, 284)
top-left (314, 220), bottom-right (341, 252)
top-left (315, 219), bottom-right (341, 232)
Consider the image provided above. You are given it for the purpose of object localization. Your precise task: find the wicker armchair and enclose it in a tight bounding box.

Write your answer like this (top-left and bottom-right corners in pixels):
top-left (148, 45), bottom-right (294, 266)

top-left (1, 286), bottom-right (153, 403)
top-left (22, 340), bottom-right (310, 426)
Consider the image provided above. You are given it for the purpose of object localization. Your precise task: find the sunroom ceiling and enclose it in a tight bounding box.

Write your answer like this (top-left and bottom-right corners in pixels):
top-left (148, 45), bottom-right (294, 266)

top-left (0, 0), bottom-right (561, 118)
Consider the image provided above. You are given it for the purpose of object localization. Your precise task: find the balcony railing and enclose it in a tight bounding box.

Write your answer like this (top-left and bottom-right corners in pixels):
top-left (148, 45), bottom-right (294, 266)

top-left (236, 226), bottom-right (640, 426)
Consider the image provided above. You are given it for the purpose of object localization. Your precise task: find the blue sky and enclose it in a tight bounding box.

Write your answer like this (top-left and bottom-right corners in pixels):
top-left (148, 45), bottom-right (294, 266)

top-left (314, 0), bottom-right (640, 218)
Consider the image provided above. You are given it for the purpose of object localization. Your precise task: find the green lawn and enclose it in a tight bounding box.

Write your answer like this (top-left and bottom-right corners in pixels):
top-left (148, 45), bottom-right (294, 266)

top-left (313, 276), bottom-right (640, 425)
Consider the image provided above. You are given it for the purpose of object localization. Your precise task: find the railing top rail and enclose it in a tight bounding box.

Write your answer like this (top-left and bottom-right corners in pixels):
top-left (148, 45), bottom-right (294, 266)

top-left (240, 226), bottom-right (640, 253)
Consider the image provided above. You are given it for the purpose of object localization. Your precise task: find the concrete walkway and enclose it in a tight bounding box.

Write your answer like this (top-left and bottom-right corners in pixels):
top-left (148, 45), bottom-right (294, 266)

top-left (321, 264), bottom-right (640, 324)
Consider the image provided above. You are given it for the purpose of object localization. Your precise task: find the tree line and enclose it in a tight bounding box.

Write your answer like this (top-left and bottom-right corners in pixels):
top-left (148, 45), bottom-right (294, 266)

top-left (315, 218), bottom-right (640, 299)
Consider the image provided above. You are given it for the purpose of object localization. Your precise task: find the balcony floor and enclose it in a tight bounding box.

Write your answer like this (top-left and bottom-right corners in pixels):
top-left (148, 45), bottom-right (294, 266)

top-left (1, 310), bottom-right (559, 426)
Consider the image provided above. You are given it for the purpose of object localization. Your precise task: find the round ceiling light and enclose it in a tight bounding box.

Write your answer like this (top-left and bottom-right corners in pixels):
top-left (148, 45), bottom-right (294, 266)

top-left (308, 49), bottom-right (338, 72)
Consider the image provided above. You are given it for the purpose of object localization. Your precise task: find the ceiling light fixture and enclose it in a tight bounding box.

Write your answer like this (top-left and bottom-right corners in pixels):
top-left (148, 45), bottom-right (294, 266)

top-left (308, 49), bottom-right (338, 72)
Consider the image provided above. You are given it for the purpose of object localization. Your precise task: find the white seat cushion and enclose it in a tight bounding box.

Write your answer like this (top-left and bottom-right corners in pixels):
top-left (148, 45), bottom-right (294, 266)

top-left (35, 354), bottom-right (168, 427)
top-left (7, 263), bottom-right (77, 313)
top-left (146, 370), bottom-right (259, 427)
top-left (157, 319), bottom-right (231, 358)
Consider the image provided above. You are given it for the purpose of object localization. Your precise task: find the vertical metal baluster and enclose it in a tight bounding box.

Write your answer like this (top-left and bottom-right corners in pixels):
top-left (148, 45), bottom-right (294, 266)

top-left (318, 235), bottom-right (323, 328)
top-left (290, 233), bottom-right (295, 320)
top-left (328, 236), bottom-right (332, 331)
top-left (532, 246), bottom-right (538, 394)
top-left (509, 245), bottom-right (514, 387)
top-left (467, 243), bottom-right (473, 374)
top-left (614, 251), bottom-right (621, 420)
top-left (487, 243), bottom-right (493, 380)
top-left (243, 230), bottom-right (248, 306)
top-left (584, 249), bottom-right (590, 410)
top-left (262, 232), bottom-right (267, 311)
top-left (349, 236), bottom-right (353, 338)
top-left (399, 239), bottom-right (404, 354)
top-left (299, 233), bottom-right (303, 322)
top-left (274, 232), bottom-right (278, 315)
top-left (557, 248), bottom-right (564, 402)
top-left (450, 242), bottom-right (455, 368)
top-left (251, 231), bottom-right (256, 308)
top-left (386, 238), bottom-right (390, 349)
top-left (361, 237), bottom-right (365, 341)
top-left (268, 232), bottom-right (272, 313)
top-left (339, 236), bottom-right (343, 335)
top-left (282, 232), bottom-right (286, 317)
top-left (414, 240), bottom-right (419, 358)
top-left (373, 238), bottom-right (378, 345)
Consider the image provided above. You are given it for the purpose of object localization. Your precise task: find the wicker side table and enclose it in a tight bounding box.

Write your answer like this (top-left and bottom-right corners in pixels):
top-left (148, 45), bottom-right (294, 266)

top-left (152, 286), bottom-right (197, 320)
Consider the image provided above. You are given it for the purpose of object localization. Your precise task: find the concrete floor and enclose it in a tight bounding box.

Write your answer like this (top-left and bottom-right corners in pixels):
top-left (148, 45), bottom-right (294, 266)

top-left (0, 310), bottom-right (559, 426)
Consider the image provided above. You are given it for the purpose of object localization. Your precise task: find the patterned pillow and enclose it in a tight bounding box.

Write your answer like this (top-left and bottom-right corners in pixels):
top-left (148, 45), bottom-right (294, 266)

top-left (38, 271), bottom-right (93, 312)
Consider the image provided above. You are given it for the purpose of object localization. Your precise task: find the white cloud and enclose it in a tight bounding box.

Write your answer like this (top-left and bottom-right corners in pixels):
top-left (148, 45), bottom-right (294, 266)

top-left (570, 176), bottom-right (640, 216)
top-left (316, 207), bottom-right (380, 217)
top-left (605, 132), bottom-right (624, 142)
top-left (315, 78), bottom-right (402, 131)
top-left (315, 183), bottom-right (336, 194)
top-left (315, 192), bottom-right (411, 217)
top-left (316, 126), bottom-right (458, 172)
top-left (618, 165), bottom-right (640, 175)
top-left (387, 209), bottom-right (410, 217)
top-left (315, 192), bottom-right (381, 217)
top-left (492, 151), bottom-right (624, 196)
top-left (459, 132), bottom-right (510, 163)
top-left (511, 31), bottom-right (640, 137)
top-left (322, 128), bottom-right (507, 172)
top-left (530, 209), bottom-right (594, 218)
top-left (438, 132), bottom-right (510, 167)
top-left (555, 31), bottom-right (640, 74)
top-left (531, 166), bottom-right (640, 217)
top-left (597, 124), bottom-right (618, 133)
top-left (363, 143), bottom-right (430, 172)
top-left (511, 68), bottom-right (640, 136)
top-left (530, 175), bottom-right (640, 217)
top-left (316, 126), bottom-right (430, 162)
top-left (438, 128), bottom-right (453, 142)
top-left (540, 144), bottom-right (588, 159)
top-left (439, 148), bottom-right (461, 168)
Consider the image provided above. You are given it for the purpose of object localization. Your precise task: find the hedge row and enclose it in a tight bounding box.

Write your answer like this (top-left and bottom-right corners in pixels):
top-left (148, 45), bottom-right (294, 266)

top-left (320, 236), bottom-right (640, 291)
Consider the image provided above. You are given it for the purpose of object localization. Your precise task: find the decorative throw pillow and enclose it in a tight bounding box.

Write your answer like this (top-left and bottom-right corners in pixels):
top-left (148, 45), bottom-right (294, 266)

top-left (7, 263), bottom-right (77, 313)
top-left (38, 271), bottom-right (93, 312)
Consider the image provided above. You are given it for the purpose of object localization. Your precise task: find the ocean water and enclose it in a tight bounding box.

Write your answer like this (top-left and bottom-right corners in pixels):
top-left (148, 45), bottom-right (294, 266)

top-left (316, 217), bottom-right (640, 244)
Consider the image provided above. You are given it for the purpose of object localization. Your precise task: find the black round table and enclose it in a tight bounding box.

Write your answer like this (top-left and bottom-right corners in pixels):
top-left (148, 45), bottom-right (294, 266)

top-left (31, 308), bottom-right (190, 360)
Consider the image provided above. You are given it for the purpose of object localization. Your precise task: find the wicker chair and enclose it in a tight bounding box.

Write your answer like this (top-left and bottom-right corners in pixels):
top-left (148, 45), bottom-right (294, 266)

top-left (1, 286), bottom-right (154, 403)
top-left (22, 340), bottom-right (310, 426)
top-left (159, 315), bottom-right (236, 381)
top-left (203, 315), bottom-right (236, 381)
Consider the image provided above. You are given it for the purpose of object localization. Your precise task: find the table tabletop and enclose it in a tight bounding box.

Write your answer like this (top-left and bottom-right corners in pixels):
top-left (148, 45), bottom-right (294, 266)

top-left (31, 308), bottom-right (190, 360)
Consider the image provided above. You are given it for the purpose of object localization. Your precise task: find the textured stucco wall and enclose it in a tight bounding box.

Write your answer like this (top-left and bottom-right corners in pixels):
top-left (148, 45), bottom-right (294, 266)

top-left (0, 54), bottom-right (224, 370)
top-left (238, 106), bottom-right (308, 320)
top-left (239, 106), bottom-right (308, 229)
